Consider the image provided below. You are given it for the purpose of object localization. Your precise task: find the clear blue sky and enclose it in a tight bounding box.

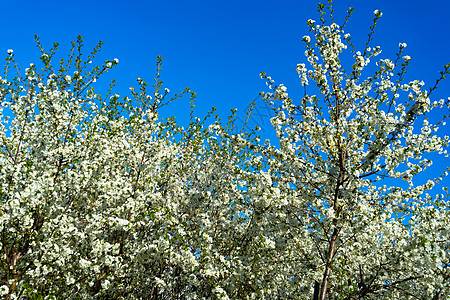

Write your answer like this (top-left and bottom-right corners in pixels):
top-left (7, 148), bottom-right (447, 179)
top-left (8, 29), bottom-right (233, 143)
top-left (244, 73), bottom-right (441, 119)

top-left (1, 0), bottom-right (449, 188)
top-left (2, 0), bottom-right (449, 122)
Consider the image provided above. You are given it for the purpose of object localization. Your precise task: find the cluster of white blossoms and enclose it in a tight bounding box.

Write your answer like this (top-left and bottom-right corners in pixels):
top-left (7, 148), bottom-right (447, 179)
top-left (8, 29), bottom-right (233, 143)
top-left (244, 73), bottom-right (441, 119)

top-left (258, 4), bottom-right (450, 299)
top-left (0, 4), bottom-right (449, 300)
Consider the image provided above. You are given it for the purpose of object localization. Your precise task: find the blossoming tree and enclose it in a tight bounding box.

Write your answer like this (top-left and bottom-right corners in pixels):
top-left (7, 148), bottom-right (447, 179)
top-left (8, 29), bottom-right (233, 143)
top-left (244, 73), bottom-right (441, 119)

top-left (0, 1), bottom-right (449, 299)
top-left (252, 4), bottom-right (450, 299)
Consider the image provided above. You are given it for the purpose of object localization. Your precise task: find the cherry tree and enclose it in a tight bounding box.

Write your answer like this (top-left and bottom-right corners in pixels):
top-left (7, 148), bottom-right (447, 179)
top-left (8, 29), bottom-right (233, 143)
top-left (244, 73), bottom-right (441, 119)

top-left (0, 36), bottom-right (257, 299)
top-left (0, 1), bottom-right (449, 299)
top-left (250, 3), bottom-right (450, 299)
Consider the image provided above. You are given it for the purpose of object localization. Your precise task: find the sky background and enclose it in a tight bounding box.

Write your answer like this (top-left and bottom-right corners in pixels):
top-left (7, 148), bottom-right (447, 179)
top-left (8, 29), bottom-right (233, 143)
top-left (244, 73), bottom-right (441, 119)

top-left (1, 0), bottom-right (449, 189)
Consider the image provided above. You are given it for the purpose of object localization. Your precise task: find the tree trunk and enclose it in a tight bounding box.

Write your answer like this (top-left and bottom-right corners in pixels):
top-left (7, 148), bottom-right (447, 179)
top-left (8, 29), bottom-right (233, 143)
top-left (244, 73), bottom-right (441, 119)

top-left (319, 226), bottom-right (339, 300)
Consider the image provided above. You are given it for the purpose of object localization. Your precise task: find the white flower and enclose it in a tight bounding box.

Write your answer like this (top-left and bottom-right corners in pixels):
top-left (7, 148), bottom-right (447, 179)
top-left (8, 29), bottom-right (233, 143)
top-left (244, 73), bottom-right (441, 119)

top-left (101, 280), bottom-right (111, 289)
top-left (79, 258), bottom-right (91, 268)
top-left (114, 58), bottom-right (119, 64)
top-left (213, 286), bottom-right (229, 300)
top-left (155, 277), bottom-right (166, 287)
top-left (66, 276), bottom-right (76, 285)
top-left (0, 285), bottom-right (8, 296)
top-left (403, 55), bottom-right (411, 62)
top-left (373, 10), bottom-right (383, 17)
top-left (209, 124), bottom-right (220, 133)
top-left (165, 88), bottom-right (170, 93)
top-left (399, 42), bottom-right (407, 48)
top-left (302, 35), bottom-right (311, 43)
top-left (7, 49), bottom-right (13, 55)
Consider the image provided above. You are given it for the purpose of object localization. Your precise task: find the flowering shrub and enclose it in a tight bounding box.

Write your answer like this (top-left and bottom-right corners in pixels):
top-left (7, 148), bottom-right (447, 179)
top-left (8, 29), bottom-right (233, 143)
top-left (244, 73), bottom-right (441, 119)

top-left (0, 1), bottom-right (449, 299)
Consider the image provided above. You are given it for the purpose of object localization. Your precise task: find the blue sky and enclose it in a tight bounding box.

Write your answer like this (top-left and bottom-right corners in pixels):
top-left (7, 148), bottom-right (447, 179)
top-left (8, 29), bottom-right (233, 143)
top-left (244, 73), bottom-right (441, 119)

top-left (2, 0), bottom-right (449, 123)
top-left (1, 0), bottom-right (449, 189)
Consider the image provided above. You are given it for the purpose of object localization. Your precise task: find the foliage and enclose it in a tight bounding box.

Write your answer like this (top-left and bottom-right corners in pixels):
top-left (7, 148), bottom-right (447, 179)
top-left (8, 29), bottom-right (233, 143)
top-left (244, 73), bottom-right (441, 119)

top-left (0, 2), bottom-right (449, 299)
